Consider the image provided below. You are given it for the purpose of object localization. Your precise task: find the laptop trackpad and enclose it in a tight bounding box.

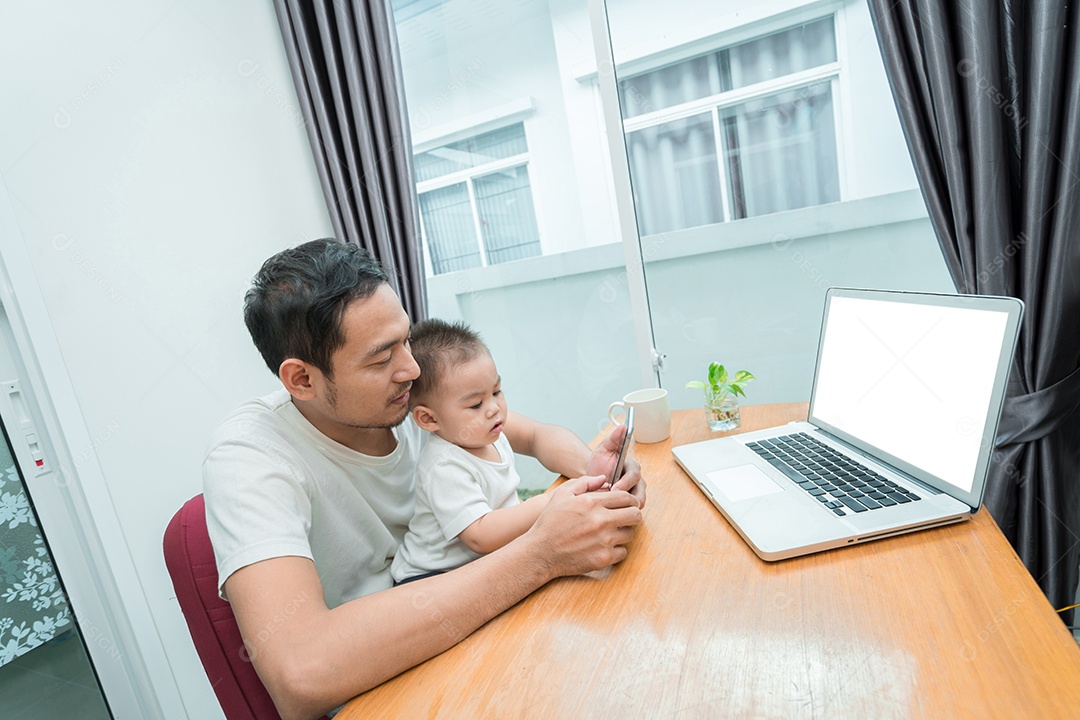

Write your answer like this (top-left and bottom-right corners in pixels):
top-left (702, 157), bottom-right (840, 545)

top-left (707, 464), bottom-right (784, 502)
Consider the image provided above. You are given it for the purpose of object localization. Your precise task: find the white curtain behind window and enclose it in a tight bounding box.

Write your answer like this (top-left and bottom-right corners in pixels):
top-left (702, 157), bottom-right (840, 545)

top-left (723, 82), bottom-right (839, 219)
top-left (622, 18), bottom-right (840, 233)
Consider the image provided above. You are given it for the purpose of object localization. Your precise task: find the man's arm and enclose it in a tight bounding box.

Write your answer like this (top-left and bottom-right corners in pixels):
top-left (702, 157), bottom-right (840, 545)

top-left (227, 475), bottom-right (641, 720)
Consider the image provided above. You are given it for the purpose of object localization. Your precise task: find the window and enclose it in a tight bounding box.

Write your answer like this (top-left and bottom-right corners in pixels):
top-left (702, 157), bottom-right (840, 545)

top-left (414, 123), bottom-right (542, 275)
top-left (394, 0), bottom-right (949, 490)
top-left (619, 17), bottom-right (841, 235)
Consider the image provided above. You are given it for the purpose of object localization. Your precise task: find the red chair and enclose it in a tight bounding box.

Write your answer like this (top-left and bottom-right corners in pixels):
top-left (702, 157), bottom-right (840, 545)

top-left (163, 495), bottom-right (331, 720)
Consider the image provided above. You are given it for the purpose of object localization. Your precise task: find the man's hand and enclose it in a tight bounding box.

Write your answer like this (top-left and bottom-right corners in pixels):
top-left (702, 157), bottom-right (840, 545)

top-left (525, 475), bottom-right (643, 578)
top-left (586, 423), bottom-right (647, 506)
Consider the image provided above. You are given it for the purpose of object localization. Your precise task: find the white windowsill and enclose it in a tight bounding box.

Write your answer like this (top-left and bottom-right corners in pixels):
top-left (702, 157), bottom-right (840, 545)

top-left (411, 97), bottom-right (536, 153)
top-left (428, 189), bottom-right (929, 293)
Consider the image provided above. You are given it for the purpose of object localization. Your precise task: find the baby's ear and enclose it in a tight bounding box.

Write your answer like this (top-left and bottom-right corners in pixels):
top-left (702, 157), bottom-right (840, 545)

top-left (412, 404), bottom-right (439, 431)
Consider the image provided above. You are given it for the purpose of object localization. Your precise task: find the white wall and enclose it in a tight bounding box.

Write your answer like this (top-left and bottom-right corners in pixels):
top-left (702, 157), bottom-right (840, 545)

top-left (0, 1), bottom-right (332, 717)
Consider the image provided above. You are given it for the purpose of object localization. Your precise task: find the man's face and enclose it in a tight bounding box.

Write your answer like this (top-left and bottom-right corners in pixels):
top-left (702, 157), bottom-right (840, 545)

top-left (317, 284), bottom-right (419, 430)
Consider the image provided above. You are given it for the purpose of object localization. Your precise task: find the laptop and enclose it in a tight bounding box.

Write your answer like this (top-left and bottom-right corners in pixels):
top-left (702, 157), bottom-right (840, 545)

top-left (672, 287), bottom-right (1023, 561)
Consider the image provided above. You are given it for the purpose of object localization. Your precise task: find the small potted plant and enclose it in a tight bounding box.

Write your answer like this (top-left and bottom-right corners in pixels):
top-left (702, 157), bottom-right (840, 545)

top-left (686, 362), bottom-right (755, 431)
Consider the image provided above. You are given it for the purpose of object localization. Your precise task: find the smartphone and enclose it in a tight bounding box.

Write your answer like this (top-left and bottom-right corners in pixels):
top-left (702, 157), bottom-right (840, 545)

top-left (609, 405), bottom-right (635, 489)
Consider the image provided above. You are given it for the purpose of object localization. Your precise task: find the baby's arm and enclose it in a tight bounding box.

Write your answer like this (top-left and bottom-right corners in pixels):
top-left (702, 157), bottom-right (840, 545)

top-left (458, 492), bottom-right (552, 555)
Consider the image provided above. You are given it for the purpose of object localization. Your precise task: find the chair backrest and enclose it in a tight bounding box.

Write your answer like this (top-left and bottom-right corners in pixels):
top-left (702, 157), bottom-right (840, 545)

top-left (163, 494), bottom-right (330, 720)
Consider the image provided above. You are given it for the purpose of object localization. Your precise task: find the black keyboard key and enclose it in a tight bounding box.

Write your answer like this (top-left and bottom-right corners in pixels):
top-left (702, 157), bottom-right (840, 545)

top-left (763, 457), bottom-right (811, 486)
top-left (839, 496), bottom-right (869, 513)
top-left (749, 434), bottom-right (914, 516)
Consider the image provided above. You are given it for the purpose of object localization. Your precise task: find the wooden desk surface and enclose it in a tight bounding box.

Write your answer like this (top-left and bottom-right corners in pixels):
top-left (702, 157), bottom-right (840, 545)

top-left (340, 404), bottom-right (1080, 719)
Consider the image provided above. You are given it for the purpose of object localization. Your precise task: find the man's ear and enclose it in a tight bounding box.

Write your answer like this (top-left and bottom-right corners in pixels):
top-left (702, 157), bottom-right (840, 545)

top-left (412, 404), bottom-right (439, 432)
top-left (279, 358), bottom-right (319, 401)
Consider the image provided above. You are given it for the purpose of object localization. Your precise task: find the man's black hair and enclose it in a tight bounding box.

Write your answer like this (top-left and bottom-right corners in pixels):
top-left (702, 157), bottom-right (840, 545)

top-left (244, 239), bottom-right (391, 378)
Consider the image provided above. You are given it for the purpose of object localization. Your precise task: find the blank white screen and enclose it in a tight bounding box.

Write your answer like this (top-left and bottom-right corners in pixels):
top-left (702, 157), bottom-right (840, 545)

top-left (812, 296), bottom-right (1009, 493)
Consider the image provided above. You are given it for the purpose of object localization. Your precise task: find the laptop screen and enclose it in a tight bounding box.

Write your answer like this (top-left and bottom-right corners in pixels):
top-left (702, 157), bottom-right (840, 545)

top-left (810, 293), bottom-right (1013, 496)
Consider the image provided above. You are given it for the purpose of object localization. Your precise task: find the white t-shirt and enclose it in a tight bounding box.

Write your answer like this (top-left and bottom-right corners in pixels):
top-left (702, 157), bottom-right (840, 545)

top-left (391, 433), bottom-right (521, 582)
top-left (202, 389), bottom-right (426, 607)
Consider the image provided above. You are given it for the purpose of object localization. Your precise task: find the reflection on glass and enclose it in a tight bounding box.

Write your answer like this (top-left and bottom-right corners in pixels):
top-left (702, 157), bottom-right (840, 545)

top-left (393, 0), bottom-right (647, 489)
top-left (607, 1), bottom-right (953, 411)
top-left (726, 17), bottom-right (836, 88)
top-left (415, 122), bottom-right (541, 275)
top-left (418, 183), bottom-right (481, 274)
top-left (619, 54), bottom-right (722, 118)
top-left (621, 15), bottom-right (841, 233)
top-left (626, 113), bottom-right (722, 235)
top-left (474, 166), bottom-right (542, 265)
top-left (392, 0), bottom-right (952, 463)
top-left (415, 124), bottom-right (530, 183)
top-left (722, 81), bottom-right (839, 219)
top-left (618, 16), bottom-right (836, 117)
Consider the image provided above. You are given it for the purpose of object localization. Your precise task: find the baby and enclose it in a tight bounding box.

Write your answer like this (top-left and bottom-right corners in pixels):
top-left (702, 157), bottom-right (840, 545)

top-left (391, 318), bottom-right (550, 584)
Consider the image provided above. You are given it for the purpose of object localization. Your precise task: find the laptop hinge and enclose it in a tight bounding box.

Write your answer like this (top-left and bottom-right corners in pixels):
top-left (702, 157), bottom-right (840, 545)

top-left (813, 428), bottom-right (944, 496)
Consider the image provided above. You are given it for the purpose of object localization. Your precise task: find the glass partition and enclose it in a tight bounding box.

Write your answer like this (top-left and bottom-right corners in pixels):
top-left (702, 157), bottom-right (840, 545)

top-left (391, 0), bottom-right (953, 487)
top-left (604, 0), bottom-right (953, 410)
top-left (392, 0), bottom-right (647, 488)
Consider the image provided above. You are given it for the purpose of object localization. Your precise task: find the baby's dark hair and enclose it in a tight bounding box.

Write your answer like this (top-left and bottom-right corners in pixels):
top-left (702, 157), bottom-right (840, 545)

top-left (409, 319), bottom-right (489, 403)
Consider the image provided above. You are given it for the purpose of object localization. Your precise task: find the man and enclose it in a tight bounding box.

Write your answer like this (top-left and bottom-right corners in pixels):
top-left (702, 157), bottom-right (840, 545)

top-left (203, 239), bottom-right (645, 720)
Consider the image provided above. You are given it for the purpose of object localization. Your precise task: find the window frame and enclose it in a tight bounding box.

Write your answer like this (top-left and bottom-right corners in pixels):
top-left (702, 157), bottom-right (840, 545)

top-left (414, 124), bottom-right (541, 276)
top-left (619, 13), bottom-right (847, 227)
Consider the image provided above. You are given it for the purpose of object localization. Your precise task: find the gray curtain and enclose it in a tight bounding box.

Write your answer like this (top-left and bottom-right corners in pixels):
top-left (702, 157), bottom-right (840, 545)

top-left (868, 0), bottom-right (1080, 621)
top-left (274, 0), bottom-right (427, 321)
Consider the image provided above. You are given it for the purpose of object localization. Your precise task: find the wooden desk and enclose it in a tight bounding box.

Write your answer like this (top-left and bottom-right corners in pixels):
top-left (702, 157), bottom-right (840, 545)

top-left (339, 404), bottom-right (1080, 718)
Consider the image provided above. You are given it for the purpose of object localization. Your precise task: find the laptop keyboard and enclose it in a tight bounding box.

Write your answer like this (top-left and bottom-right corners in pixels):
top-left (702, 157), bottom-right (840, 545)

top-left (745, 432), bottom-right (921, 517)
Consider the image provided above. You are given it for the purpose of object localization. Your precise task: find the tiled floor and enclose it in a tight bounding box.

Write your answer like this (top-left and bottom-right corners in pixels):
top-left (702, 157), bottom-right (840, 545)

top-left (0, 630), bottom-right (111, 719)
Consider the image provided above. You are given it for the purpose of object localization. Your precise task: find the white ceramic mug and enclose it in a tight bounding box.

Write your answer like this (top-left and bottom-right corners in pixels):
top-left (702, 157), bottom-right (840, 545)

top-left (608, 388), bottom-right (671, 443)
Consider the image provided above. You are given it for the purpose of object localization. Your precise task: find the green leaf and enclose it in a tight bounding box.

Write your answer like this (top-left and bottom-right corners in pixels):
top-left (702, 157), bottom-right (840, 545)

top-left (693, 362), bottom-right (755, 399)
top-left (708, 363), bottom-right (728, 387)
top-left (706, 363), bottom-right (720, 387)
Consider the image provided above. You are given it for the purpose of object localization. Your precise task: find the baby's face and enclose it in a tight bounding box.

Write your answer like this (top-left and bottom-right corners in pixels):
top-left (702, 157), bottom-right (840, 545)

top-left (427, 352), bottom-right (507, 450)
